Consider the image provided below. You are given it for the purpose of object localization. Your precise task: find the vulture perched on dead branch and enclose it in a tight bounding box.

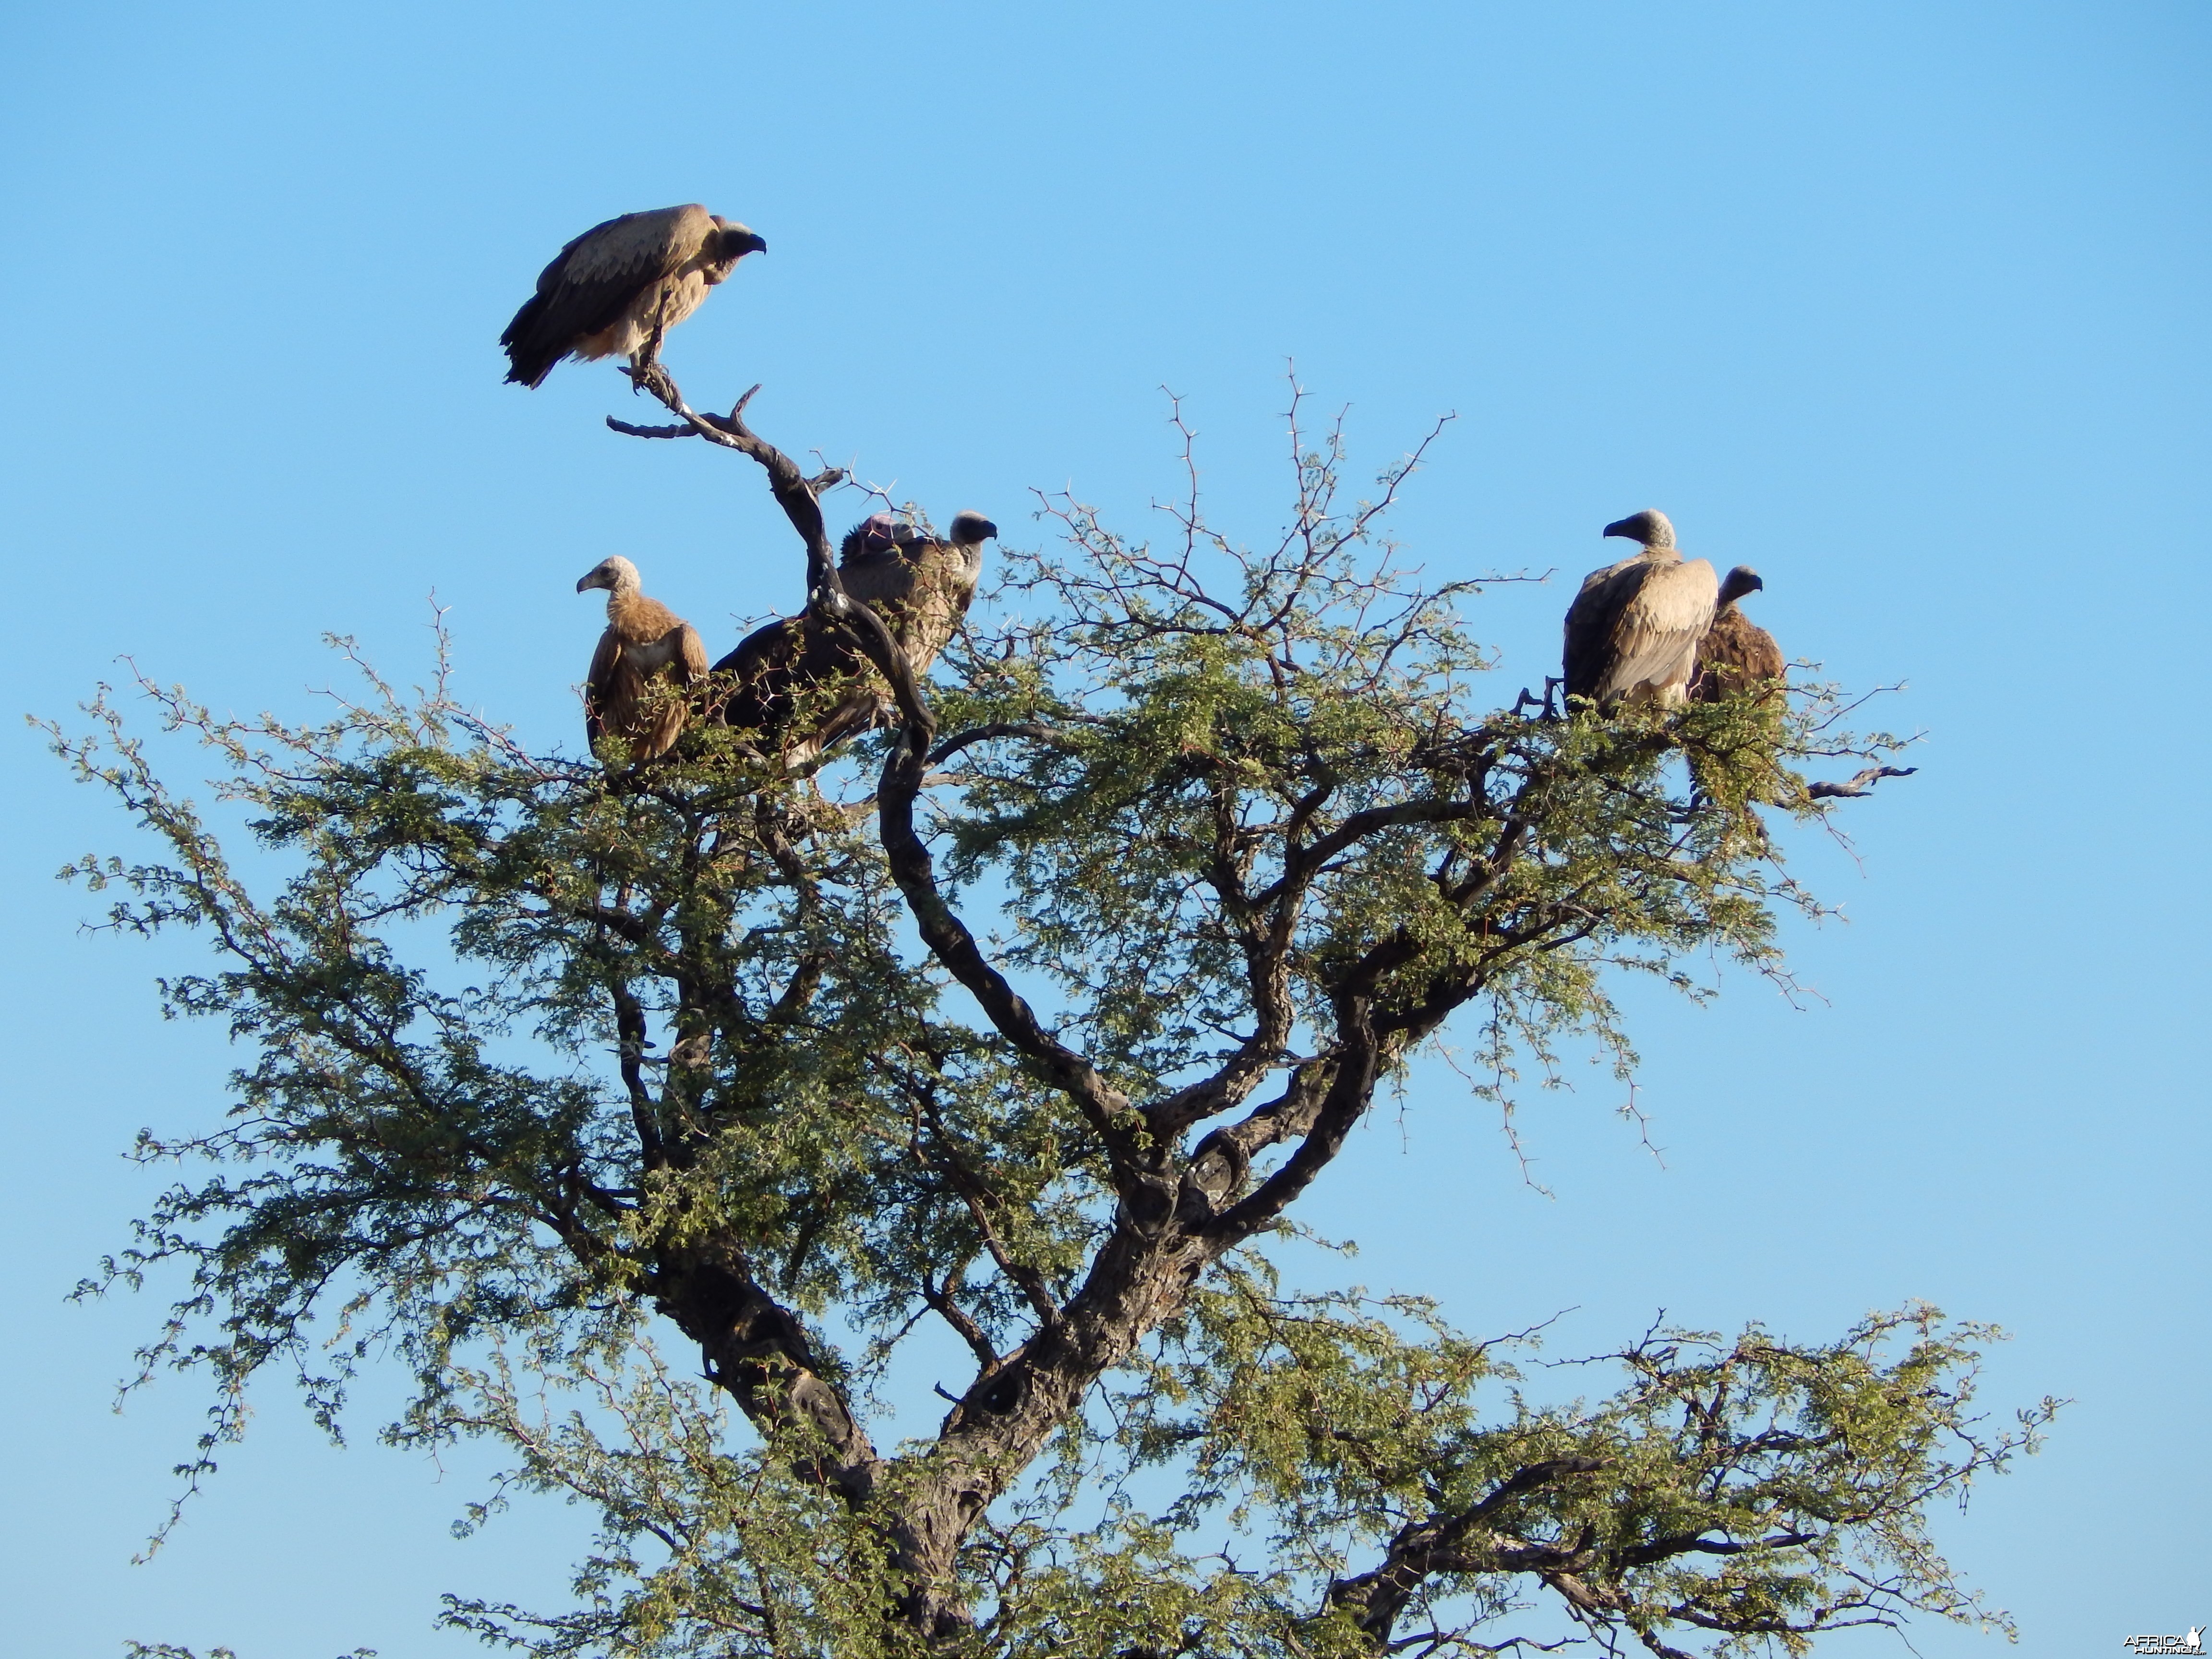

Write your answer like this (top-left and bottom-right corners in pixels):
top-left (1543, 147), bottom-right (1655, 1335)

top-left (1692, 565), bottom-right (1786, 701)
top-left (576, 556), bottom-right (709, 764)
top-left (717, 511), bottom-right (998, 766)
top-left (1562, 509), bottom-right (1719, 708)
top-left (502, 205), bottom-right (766, 389)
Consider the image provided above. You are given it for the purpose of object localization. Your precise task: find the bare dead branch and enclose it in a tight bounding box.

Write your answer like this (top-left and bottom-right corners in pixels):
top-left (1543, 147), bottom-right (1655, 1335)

top-left (1807, 765), bottom-right (1918, 800)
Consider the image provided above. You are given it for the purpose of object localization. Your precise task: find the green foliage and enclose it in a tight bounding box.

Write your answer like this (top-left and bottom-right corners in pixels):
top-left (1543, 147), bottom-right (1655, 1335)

top-left (52, 399), bottom-right (2033, 1658)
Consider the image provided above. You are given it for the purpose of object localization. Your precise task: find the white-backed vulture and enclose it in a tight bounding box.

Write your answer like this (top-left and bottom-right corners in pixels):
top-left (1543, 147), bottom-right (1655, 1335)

top-left (1692, 565), bottom-right (1785, 701)
top-left (576, 556), bottom-right (709, 763)
top-left (1562, 509), bottom-right (1719, 708)
top-left (716, 511), bottom-right (998, 765)
top-left (502, 205), bottom-right (766, 389)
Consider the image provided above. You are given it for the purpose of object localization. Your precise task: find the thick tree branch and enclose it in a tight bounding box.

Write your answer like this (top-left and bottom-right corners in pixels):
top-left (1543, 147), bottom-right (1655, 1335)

top-left (652, 1241), bottom-right (879, 1502)
top-left (1202, 977), bottom-right (1394, 1242)
top-left (606, 973), bottom-right (665, 1171)
top-left (877, 734), bottom-right (1142, 1177)
top-left (1181, 1062), bottom-right (1334, 1212)
top-left (1328, 1458), bottom-right (1608, 1644)
top-left (1249, 793), bottom-right (1488, 910)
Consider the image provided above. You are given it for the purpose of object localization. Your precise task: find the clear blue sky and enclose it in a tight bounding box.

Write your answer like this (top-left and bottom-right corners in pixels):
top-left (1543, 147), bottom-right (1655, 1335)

top-left (1, 2), bottom-right (2204, 1653)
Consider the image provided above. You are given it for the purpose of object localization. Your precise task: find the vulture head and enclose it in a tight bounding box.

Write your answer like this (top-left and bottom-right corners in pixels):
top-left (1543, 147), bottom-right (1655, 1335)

top-left (708, 218), bottom-right (769, 273)
top-left (945, 512), bottom-right (998, 587)
top-left (1718, 565), bottom-right (1765, 606)
top-left (950, 511), bottom-right (999, 546)
top-left (1602, 509), bottom-right (1675, 550)
top-left (576, 556), bottom-right (642, 597)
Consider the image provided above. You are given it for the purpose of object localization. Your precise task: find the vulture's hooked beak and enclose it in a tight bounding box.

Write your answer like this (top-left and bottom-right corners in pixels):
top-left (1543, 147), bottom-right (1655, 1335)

top-left (1601, 517), bottom-right (1636, 541)
top-left (577, 570), bottom-right (607, 593)
top-left (734, 229), bottom-right (768, 257)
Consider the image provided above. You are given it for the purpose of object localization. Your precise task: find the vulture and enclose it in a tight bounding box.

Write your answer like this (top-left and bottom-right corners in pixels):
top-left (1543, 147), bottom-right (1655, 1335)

top-left (502, 205), bottom-right (766, 389)
top-left (1691, 565), bottom-right (1786, 701)
top-left (576, 556), bottom-right (709, 764)
top-left (717, 510), bottom-right (998, 765)
top-left (1562, 509), bottom-right (1719, 708)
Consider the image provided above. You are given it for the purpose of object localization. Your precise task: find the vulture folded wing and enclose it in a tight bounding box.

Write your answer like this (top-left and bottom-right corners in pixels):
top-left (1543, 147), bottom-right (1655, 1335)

top-left (836, 544), bottom-right (918, 610)
top-left (1694, 610), bottom-right (1787, 700)
top-left (715, 616), bottom-right (849, 743)
top-left (584, 630), bottom-right (634, 749)
top-left (1744, 624), bottom-right (1784, 684)
top-left (1601, 558), bottom-right (1718, 700)
top-left (713, 608), bottom-right (903, 766)
top-left (637, 686), bottom-right (687, 762)
top-left (626, 622), bottom-right (711, 762)
top-left (501, 205), bottom-right (709, 386)
top-left (712, 616), bottom-right (797, 688)
top-left (674, 622), bottom-right (709, 684)
top-left (1562, 556), bottom-right (1643, 700)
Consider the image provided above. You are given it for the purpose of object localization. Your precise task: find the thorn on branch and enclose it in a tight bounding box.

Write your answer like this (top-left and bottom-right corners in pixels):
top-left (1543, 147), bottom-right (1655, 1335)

top-left (1807, 765), bottom-right (1917, 800)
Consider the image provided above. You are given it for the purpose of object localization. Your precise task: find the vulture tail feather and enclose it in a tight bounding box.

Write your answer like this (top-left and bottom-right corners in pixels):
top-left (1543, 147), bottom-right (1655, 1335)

top-left (500, 297), bottom-right (563, 388)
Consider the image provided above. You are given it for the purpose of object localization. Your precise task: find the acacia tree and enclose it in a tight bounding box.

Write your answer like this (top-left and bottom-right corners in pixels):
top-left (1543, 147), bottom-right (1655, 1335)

top-left (58, 372), bottom-right (2044, 1659)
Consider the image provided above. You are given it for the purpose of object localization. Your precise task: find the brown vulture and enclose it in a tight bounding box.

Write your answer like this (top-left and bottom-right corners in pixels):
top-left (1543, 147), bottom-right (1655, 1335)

top-left (1692, 565), bottom-right (1786, 701)
top-left (717, 510), bottom-right (998, 765)
top-left (1562, 509), bottom-right (1719, 708)
top-left (576, 556), bottom-right (710, 763)
top-left (502, 205), bottom-right (766, 389)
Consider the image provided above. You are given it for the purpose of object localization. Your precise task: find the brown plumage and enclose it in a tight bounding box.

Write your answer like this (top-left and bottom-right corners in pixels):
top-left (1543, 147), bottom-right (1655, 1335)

top-left (1563, 509), bottom-right (1719, 707)
top-left (1692, 565), bottom-right (1785, 701)
top-left (576, 556), bottom-right (709, 764)
top-left (716, 511), bottom-right (998, 766)
top-left (502, 205), bottom-right (766, 388)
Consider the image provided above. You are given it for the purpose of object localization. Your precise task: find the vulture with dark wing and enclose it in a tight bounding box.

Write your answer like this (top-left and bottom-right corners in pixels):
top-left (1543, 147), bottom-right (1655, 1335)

top-left (502, 205), bottom-right (766, 389)
top-left (576, 556), bottom-right (709, 764)
top-left (1692, 565), bottom-right (1785, 701)
top-left (1562, 509), bottom-right (1719, 708)
top-left (717, 510), bottom-right (998, 766)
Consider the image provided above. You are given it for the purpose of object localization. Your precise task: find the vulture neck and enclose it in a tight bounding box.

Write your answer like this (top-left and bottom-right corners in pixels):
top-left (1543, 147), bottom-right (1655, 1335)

top-left (604, 581), bottom-right (672, 642)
